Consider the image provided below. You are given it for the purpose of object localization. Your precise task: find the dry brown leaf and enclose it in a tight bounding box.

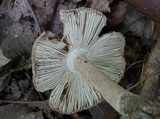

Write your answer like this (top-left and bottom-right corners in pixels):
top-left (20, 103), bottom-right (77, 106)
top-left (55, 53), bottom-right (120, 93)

top-left (27, 101), bottom-right (51, 111)
top-left (51, 0), bottom-right (77, 36)
top-left (0, 75), bottom-right (11, 92)
top-left (0, 0), bottom-right (58, 59)
top-left (5, 80), bottom-right (22, 100)
top-left (0, 104), bottom-right (31, 119)
top-left (107, 1), bottom-right (128, 27)
top-left (1, 20), bottom-right (38, 59)
top-left (0, 6), bottom-right (13, 44)
top-left (0, 1), bottom-right (39, 59)
top-left (2, 0), bottom-right (41, 34)
top-left (0, 104), bottom-right (44, 119)
top-left (119, 6), bottom-right (154, 46)
top-left (29, 0), bottom-right (57, 30)
top-left (151, 23), bottom-right (160, 43)
top-left (90, 0), bottom-right (113, 12)
top-left (119, 6), bottom-right (148, 36)
top-left (19, 111), bottom-right (43, 119)
top-left (140, 38), bottom-right (160, 100)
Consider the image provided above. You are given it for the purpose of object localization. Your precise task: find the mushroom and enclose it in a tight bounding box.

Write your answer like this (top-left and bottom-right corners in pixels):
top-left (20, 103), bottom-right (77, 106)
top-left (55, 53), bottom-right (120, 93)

top-left (32, 8), bottom-right (126, 114)
top-left (32, 8), bottom-right (160, 117)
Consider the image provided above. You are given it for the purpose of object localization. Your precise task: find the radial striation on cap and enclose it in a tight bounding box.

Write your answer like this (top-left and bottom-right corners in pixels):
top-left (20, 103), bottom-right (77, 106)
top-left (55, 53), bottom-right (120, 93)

top-left (32, 8), bottom-right (125, 114)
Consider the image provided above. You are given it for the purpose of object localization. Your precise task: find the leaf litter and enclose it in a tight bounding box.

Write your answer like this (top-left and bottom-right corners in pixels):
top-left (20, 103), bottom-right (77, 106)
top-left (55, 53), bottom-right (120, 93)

top-left (0, 0), bottom-right (160, 119)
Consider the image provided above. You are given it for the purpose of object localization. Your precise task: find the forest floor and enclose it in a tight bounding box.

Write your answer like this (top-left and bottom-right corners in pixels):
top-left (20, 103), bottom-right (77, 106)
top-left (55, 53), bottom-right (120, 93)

top-left (0, 0), bottom-right (160, 119)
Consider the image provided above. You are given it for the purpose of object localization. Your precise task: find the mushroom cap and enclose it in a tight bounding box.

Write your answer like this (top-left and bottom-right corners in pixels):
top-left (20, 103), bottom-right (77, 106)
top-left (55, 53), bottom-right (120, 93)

top-left (32, 8), bottom-right (125, 114)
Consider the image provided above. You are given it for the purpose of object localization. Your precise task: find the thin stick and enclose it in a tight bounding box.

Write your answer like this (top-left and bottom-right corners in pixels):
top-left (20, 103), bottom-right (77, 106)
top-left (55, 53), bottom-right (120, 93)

top-left (125, 60), bottom-right (143, 71)
top-left (0, 100), bottom-right (48, 104)
top-left (128, 69), bottom-right (160, 90)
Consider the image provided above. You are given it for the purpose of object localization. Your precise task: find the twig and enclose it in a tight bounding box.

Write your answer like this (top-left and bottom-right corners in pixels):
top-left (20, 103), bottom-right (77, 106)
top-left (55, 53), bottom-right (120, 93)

top-left (0, 59), bottom-right (31, 82)
top-left (0, 100), bottom-right (48, 104)
top-left (125, 60), bottom-right (143, 71)
top-left (128, 69), bottom-right (160, 90)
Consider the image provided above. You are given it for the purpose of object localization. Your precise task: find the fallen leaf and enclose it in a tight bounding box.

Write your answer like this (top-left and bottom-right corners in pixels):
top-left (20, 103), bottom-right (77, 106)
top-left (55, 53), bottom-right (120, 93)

top-left (2, 0), bottom-right (41, 34)
top-left (107, 1), bottom-right (128, 27)
top-left (0, 48), bottom-right (10, 67)
top-left (0, 56), bottom-right (31, 85)
top-left (0, 6), bottom-right (13, 45)
top-left (1, 0), bottom-right (39, 59)
top-left (19, 111), bottom-right (43, 119)
top-left (29, 0), bottom-right (57, 30)
top-left (5, 80), bottom-right (22, 100)
top-left (119, 6), bottom-right (154, 46)
top-left (1, 20), bottom-right (38, 59)
top-left (27, 101), bottom-right (51, 111)
top-left (0, 75), bottom-right (11, 92)
top-left (0, 104), bottom-right (31, 119)
top-left (0, 0), bottom-right (58, 59)
top-left (90, 0), bottom-right (113, 12)
top-left (140, 36), bottom-right (160, 100)
top-left (51, 0), bottom-right (77, 37)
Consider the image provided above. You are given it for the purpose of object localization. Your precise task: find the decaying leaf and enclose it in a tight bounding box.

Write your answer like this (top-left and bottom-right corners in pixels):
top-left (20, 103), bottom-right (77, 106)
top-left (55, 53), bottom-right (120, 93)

top-left (51, 0), bottom-right (77, 36)
top-left (119, 6), bottom-right (154, 46)
top-left (1, 20), bottom-right (38, 59)
top-left (1, 0), bottom-right (160, 118)
top-left (125, 0), bottom-right (160, 23)
top-left (5, 80), bottom-right (22, 100)
top-left (27, 101), bottom-right (51, 111)
top-left (0, 48), bottom-right (10, 67)
top-left (19, 111), bottom-right (43, 119)
top-left (0, 1), bottom-right (38, 59)
top-left (107, 1), bottom-right (128, 27)
top-left (0, 104), bottom-right (31, 119)
top-left (140, 38), bottom-right (160, 100)
top-left (0, 75), bottom-right (11, 92)
top-left (0, 104), bottom-right (44, 119)
top-left (0, 56), bottom-right (31, 85)
top-left (90, 0), bottom-right (113, 12)
top-left (2, 0), bottom-right (41, 34)
top-left (29, 0), bottom-right (57, 30)
top-left (151, 23), bottom-right (160, 44)
top-left (0, 0), bottom-right (58, 59)
top-left (0, 6), bottom-right (13, 45)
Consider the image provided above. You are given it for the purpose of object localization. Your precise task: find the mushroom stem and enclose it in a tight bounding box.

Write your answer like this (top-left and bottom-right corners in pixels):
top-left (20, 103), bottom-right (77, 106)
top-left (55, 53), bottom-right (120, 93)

top-left (73, 53), bottom-right (130, 113)
top-left (73, 53), bottom-right (160, 117)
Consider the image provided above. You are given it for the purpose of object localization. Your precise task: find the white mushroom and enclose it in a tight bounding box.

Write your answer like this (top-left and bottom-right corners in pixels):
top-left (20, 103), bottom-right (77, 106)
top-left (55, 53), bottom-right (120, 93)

top-left (32, 8), bottom-right (126, 114)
